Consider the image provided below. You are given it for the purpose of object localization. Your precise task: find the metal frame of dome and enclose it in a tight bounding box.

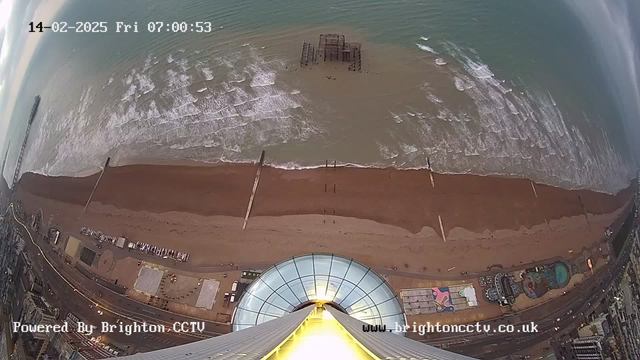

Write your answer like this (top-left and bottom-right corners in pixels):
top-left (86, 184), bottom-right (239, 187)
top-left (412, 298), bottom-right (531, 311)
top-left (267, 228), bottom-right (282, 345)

top-left (232, 254), bottom-right (407, 335)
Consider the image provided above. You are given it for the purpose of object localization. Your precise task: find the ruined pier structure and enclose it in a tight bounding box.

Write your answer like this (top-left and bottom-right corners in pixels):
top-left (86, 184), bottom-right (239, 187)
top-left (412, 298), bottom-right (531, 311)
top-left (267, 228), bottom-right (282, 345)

top-left (301, 34), bottom-right (362, 72)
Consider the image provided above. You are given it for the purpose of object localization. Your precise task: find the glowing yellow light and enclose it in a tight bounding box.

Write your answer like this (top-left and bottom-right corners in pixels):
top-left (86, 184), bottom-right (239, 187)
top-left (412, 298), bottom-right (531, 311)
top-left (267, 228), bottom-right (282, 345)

top-left (321, 309), bottom-right (334, 320)
top-left (314, 283), bottom-right (335, 302)
top-left (266, 307), bottom-right (376, 360)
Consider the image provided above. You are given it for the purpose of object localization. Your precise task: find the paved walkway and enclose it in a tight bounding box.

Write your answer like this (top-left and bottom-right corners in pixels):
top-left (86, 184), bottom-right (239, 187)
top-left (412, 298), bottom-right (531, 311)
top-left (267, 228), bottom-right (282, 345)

top-left (16, 201), bottom-right (623, 334)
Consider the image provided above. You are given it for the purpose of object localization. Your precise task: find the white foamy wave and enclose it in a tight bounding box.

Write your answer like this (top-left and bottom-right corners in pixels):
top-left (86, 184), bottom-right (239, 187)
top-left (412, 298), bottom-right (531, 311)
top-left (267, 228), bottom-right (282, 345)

top-left (24, 48), bottom-right (323, 178)
top-left (177, 58), bottom-right (189, 72)
top-left (453, 77), bottom-right (465, 91)
top-left (121, 84), bottom-right (136, 102)
top-left (22, 87), bottom-right (97, 177)
top-left (249, 63), bottom-right (276, 88)
top-left (416, 43), bottom-right (439, 54)
top-left (453, 76), bottom-right (475, 92)
top-left (200, 67), bottom-right (214, 81)
top-left (547, 90), bottom-right (557, 106)
top-left (435, 58), bottom-right (447, 66)
top-left (22, 39), bottom-right (633, 194)
top-left (123, 72), bottom-right (134, 86)
top-left (228, 70), bottom-right (246, 84)
top-left (426, 93), bottom-right (443, 104)
top-left (267, 161), bottom-right (384, 171)
top-left (143, 54), bottom-right (153, 72)
top-left (197, 87), bottom-right (207, 93)
top-left (420, 36), bottom-right (430, 41)
top-left (378, 142), bottom-right (399, 160)
top-left (400, 143), bottom-right (418, 154)
top-left (389, 111), bottom-right (404, 123)
top-left (396, 40), bottom-right (633, 193)
top-left (167, 54), bottom-right (174, 63)
top-left (265, 161), bottom-right (324, 170)
top-left (135, 73), bottom-right (155, 95)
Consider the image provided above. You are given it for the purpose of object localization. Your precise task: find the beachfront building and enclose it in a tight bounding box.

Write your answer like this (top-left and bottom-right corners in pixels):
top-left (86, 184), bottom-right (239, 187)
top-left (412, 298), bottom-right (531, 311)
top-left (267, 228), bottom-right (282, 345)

top-left (14, 292), bottom-right (56, 359)
top-left (232, 254), bottom-right (406, 333)
top-left (120, 254), bottom-right (476, 359)
top-left (570, 336), bottom-right (606, 360)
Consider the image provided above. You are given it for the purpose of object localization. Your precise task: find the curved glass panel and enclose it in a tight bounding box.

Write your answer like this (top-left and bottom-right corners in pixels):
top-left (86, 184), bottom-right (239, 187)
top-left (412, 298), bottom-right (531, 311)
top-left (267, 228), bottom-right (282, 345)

top-left (231, 254), bottom-right (406, 335)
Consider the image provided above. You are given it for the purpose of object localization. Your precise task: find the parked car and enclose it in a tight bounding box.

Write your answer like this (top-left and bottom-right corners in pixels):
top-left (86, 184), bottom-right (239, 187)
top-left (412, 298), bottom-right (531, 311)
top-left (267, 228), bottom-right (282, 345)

top-left (50, 229), bottom-right (61, 245)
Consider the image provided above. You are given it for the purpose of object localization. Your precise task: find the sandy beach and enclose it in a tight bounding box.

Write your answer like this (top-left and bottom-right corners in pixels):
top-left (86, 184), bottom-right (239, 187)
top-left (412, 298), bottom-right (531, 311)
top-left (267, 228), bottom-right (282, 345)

top-left (19, 164), bottom-right (633, 233)
top-left (15, 164), bottom-right (635, 274)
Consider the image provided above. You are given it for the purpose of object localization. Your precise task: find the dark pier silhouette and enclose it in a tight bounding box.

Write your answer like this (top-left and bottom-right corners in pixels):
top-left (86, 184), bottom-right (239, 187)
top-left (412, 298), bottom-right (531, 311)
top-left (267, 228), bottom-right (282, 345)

top-left (12, 95), bottom-right (40, 189)
top-left (301, 34), bottom-right (362, 72)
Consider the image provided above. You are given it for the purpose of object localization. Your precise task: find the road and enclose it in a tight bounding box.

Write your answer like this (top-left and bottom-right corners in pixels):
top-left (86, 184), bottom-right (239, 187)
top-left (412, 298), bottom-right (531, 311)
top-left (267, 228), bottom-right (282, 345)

top-left (8, 199), bottom-right (636, 358)
top-left (8, 203), bottom-right (230, 354)
top-left (422, 208), bottom-right (636, 359)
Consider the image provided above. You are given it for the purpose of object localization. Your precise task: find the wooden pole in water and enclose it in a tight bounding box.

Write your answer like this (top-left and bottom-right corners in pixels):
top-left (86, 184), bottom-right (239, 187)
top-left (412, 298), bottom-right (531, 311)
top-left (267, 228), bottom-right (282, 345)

top-left (83, 157), bottom-right (110, 214)
top-left (243, 150), bottom-right (265, 230)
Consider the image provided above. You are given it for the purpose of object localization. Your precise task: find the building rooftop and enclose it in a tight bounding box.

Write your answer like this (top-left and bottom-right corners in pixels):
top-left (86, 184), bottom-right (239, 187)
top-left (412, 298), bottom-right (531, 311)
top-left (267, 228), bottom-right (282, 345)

top-left (232, 254), bottom-right (406, 333)
top-left (29, 293), bottom-right (52, 316)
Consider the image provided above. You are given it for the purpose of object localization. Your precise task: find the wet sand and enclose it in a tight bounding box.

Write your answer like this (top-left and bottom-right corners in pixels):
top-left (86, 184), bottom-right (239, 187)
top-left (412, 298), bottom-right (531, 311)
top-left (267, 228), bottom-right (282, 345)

top-left (18, 163), bottom-right (634, 234)
top-left (15, 163), bottom-right (635, 275)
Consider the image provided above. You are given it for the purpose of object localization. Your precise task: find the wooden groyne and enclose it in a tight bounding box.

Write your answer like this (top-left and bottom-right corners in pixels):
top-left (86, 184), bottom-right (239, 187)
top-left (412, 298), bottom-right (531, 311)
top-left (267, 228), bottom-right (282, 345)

top-left (83, 157), bottom-right (110, 213)
top-left (243, 150), bottom-right (266, 230)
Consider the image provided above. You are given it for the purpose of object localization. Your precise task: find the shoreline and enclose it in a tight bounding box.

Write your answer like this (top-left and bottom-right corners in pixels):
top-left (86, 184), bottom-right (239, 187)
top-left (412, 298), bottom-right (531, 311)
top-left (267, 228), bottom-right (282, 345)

top-left (17, 162), bottom-right (635, 234)
top-left (15, 190), bottom-right (626, 274)
top-left (23, 25), bottom-right (633, 195)
top-left (26, 156), bottom-right (635, 196)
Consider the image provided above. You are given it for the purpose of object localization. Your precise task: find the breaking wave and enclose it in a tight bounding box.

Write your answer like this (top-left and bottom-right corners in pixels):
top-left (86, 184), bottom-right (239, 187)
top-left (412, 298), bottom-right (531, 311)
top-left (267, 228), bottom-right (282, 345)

top-left (22, 39), bottom-right (633, 194)
top-left (23, 47), bottom-right (322, 178)
top-left (416, 43), bottom-right (439, 54)
top-left (376, 40), bottom-right (632, 193)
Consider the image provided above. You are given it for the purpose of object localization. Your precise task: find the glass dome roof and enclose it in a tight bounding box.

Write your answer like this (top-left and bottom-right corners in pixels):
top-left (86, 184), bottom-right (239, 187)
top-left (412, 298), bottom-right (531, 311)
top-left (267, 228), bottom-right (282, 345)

top-left (232, 254), bottom-right (406, 334)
